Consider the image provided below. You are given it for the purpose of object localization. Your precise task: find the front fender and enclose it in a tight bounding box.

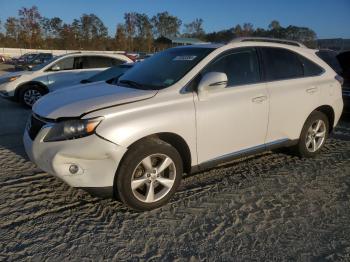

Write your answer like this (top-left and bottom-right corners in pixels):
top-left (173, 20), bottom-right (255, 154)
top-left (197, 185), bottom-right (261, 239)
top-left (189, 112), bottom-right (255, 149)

top-left (85, 91), bottom-right (198, 166)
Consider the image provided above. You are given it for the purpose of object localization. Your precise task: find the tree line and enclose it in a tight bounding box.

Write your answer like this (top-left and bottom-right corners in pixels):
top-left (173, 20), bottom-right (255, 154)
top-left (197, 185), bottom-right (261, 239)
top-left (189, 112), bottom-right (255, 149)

top-left (0, 6), bottom-right (318, 52)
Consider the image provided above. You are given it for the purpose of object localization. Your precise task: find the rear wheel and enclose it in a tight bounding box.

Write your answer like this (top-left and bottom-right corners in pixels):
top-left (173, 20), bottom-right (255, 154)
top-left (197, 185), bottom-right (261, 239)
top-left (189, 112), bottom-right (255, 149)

top-left (19, 85), bottom-right (47, 108)
top-left (292, 111), bottom-right (329, 158)
top-left (116, 138), bottom-right (183, 211)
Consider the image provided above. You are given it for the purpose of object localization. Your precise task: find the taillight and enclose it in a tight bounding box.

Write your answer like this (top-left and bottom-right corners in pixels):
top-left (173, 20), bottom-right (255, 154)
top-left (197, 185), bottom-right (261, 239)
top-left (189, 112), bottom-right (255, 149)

top-left (335, 75), bottom-right (344, 86)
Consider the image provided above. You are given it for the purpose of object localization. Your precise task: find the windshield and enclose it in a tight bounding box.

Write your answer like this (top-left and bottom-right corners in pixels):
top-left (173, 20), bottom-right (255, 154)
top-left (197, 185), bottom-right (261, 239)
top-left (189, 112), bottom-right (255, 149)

top-left (118, 47), bottom-right (215, 90)
top-left (88, 64), bottom-right (133, 83)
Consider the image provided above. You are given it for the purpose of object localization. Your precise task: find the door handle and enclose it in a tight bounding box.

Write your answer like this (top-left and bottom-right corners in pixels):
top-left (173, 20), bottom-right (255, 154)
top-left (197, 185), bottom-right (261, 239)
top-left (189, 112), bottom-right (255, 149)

top-left (252, 96), bottom-right (267, 103)
top-left (306, 87), bottom-right (318, 94)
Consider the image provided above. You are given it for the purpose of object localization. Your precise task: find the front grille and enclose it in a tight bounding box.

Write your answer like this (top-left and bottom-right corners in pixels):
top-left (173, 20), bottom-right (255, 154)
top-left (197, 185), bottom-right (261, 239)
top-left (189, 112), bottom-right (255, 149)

top-left (28, 115), bottom-right (47, 140)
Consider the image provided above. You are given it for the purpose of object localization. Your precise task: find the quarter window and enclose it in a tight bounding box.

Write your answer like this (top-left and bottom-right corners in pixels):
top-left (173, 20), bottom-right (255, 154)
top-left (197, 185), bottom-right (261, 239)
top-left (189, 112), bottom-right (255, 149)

top-left (298, 55), bottom-right (324, 76)
top-left (203, 48), bottom-right (260, 86)
top-left (261, 47), bottom-right (303, 81)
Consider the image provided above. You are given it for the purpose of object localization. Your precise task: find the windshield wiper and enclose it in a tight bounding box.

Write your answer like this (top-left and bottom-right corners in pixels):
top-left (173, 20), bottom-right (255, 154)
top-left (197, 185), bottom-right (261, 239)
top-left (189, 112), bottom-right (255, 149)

top-left (118, 79), bottom-right (144, 89)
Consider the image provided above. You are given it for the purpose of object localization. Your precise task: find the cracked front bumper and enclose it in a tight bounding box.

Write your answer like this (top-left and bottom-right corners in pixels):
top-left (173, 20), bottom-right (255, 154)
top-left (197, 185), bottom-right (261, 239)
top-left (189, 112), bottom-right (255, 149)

top-left (23, 125), bottom-right (127, 196)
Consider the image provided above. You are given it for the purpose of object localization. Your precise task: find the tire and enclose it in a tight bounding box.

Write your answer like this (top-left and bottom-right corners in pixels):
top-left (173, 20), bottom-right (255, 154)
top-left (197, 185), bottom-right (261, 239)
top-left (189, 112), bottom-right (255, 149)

top-left (292, 111), bottom-right (329, 158)
top-left (116, 138), bottom-right (183, 211)
top-left (19, 85), bottom-right (47, 108)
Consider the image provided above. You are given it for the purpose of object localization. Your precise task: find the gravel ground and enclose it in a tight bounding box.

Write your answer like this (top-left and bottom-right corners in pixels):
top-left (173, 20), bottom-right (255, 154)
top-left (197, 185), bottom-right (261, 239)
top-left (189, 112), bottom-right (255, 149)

top-left (0, 65), bottom-right (350, 261)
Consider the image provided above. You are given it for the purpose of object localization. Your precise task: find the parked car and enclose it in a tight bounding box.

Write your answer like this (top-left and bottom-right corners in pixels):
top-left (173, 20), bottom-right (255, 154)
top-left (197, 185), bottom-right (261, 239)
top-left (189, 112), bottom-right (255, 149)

top-left (80, 63), bottom-right (134, 84)
top-left (336, 51), bottom-right (350, 114)
top-left (0, 52), bottom-right (132, 107)
top-left (316, 49), bottom-right (350, 114)
top-left (13, 53), bottom-right (38, 66)
top-left (15, 53), bottom-right (53, 71)
top-left (24, 38), bottom-right (343, 211)
top-left (135, 52), bottom-right (153, 62)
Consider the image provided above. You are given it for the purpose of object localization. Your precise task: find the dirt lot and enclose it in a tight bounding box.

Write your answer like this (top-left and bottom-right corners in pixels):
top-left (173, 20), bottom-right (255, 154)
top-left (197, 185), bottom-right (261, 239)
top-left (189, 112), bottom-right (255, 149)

top-left (1, 65), bottom-right (350, 261)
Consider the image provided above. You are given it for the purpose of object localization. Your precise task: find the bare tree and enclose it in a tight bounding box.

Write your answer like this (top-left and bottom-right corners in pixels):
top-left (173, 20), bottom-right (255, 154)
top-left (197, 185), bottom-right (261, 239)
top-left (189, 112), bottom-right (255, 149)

top-left (114, 23), bottom-right (127, 51)
top-left (4, 17), bottom-right (20, 47)
top-left (151, 12), bottom-right (182, 38)
top-left (135, 13), bottom-right (153, 52)
top-left (18, 6), bottom-right (42, 48)
top-left (183, 18), bottom-right (205, 39)
top-left (124, 12), bottom-right (137, 51)
top-left (242, 23), bottom-right (254, 37)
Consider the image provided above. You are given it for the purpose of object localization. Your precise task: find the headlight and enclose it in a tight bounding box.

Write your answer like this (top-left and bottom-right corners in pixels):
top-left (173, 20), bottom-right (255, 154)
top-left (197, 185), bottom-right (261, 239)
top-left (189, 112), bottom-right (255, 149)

top-left (0, 75), bottom-right (21, 85)
top-left (8, 75), bottom-right (21, 82)
top-left (43, 117), bottom-right (104, 142)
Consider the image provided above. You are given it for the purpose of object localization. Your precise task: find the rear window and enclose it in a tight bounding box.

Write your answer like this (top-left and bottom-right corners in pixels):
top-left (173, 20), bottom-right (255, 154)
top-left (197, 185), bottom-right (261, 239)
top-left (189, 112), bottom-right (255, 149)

top-left (82, 56), bottom-right (124, 69)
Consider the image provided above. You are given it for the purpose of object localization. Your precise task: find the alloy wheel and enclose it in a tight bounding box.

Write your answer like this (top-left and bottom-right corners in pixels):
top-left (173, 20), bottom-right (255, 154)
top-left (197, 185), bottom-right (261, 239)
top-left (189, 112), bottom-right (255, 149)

top-left (23, 89), bottom-right (42, 107)
top-left (131, 154), bottom-right (176, 203)
top-left (305, 119), bottom-right (326, 152)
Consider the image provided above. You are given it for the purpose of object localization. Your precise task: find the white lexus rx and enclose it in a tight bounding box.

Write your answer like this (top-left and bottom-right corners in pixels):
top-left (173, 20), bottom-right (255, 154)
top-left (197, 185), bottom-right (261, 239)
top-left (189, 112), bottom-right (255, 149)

top-left (24, 38), bottom-right (343, 211)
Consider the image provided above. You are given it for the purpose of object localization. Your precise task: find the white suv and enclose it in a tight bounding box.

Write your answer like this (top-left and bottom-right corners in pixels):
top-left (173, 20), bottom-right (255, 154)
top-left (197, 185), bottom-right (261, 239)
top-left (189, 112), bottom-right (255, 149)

top-left (0, 52), bottom-right (132, 107)
top-left (23, 38), bottom-right (343, 211)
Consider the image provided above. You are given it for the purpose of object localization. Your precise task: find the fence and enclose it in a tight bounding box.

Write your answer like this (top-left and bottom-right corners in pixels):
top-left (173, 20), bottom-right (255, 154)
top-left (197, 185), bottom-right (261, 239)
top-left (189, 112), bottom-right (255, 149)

top-left (0, 47), bottom-right (124, 58)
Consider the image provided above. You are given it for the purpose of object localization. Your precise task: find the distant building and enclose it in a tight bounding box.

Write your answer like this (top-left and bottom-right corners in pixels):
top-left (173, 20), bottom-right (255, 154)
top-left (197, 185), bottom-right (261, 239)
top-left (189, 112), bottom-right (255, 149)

top-left (317, 38), bottom-right (350, 52)
top-left (154, 36), bottom-right (208, 51)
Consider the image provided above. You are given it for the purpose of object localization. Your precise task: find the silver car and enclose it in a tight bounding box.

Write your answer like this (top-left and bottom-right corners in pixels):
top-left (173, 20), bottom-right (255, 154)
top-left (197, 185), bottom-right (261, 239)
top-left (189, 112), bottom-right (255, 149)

top-left (24, 38), bottom-right (343, 211)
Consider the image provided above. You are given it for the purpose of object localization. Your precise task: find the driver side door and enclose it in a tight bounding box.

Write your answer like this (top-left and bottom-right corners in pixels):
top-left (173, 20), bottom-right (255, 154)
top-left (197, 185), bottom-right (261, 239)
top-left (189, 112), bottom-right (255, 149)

top-left (194, 47), bottom-right (269, 165)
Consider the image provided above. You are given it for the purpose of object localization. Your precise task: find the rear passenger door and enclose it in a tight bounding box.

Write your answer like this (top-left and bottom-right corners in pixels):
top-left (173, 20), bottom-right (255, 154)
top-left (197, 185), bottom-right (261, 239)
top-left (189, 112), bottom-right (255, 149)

top-left (260, 47), bottom-right (324, 144)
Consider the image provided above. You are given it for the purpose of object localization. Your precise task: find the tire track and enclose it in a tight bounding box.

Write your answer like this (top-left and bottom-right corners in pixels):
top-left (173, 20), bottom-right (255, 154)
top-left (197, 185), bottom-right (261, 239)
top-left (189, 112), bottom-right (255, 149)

top-left (0, 122), bottom-right (350, 261)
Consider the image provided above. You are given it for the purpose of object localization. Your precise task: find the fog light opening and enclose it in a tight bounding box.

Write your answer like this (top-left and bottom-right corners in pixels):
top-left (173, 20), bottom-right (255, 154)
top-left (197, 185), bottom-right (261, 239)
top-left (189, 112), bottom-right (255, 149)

top-left (69, 164), bottom-right (79, 174)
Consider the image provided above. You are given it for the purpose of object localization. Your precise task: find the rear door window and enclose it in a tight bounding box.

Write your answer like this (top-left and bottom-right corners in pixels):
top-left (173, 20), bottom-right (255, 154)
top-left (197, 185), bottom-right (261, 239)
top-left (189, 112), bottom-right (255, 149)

top-left (81, 56), bottom-right (120, 69)
top-left (261, 47), bottom-right (304, 81)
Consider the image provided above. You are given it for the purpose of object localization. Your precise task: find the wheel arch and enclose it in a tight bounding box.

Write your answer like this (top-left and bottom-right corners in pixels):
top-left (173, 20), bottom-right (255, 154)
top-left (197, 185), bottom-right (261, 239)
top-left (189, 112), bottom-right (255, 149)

top-left (314, 105), bottom-right (335, 133)
top-left (119, 132), bottom-right (192, 176)
top-left (14, 81), bottom-right (49, 100)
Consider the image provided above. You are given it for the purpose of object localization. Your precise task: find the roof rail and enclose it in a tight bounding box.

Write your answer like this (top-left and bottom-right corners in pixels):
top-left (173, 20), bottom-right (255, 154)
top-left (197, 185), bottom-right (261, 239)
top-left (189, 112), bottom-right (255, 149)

top-left (230, 37), bottom-right (307, 48)
top-left (65, 51), bottom-right (82, 55)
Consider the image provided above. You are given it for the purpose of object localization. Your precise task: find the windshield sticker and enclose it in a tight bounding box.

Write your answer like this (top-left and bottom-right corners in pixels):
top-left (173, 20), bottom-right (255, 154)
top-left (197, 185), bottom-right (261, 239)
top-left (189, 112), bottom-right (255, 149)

top-left (173, 55), bottom-right (197, 61)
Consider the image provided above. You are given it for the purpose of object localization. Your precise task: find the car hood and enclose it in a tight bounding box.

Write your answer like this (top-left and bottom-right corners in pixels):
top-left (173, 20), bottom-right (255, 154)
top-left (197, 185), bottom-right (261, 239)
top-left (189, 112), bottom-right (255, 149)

top-left (33, 81), bottom-right (158, 119)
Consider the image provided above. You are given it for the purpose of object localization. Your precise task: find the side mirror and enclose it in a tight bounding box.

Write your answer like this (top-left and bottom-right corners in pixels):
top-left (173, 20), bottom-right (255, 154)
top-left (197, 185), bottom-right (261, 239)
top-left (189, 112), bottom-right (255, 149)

top-left (197, 72), bottom-right (228, 100)
top-left (51, 64), bottom-right (61, 71)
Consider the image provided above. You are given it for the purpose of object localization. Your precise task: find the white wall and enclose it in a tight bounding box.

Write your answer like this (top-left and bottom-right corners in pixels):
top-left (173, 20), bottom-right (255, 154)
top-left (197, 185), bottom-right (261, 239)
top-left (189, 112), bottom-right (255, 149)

top-left (0, 47), bottom-right (124, 57)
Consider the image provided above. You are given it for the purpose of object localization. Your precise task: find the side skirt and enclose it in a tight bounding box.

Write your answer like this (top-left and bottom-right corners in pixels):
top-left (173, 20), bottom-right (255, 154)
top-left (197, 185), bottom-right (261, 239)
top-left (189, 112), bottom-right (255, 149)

top-left (191, 138), bottom-right (298, 174)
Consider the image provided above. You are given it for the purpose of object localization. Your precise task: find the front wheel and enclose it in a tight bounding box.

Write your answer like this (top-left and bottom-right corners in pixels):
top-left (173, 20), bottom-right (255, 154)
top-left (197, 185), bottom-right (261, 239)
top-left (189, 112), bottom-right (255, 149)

top-left (19, 86), bottom-right (47, 108)
top-left (116, 138), bottom-right (183, 211)
top-left (293, 111), bottom-right (329, 158)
